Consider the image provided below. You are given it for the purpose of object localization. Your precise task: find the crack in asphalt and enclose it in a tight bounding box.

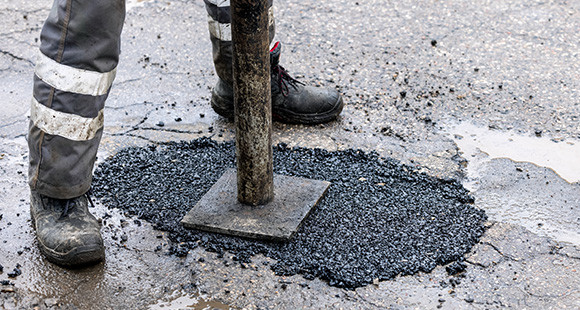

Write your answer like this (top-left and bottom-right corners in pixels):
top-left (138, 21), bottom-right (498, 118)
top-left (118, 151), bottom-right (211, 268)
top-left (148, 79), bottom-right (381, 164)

top-left (0, 7), bottom-right (45, 14)
top-left (106, 106), bottom-right (160, 136)
top-left (104, 102), bottom-right (154, 110)
top-left (521, 285), bottom-right (579, 300)
top-left (0, 49), bottom-right (34, 66)
top-left (137, 127), bottom-right (205, 134)
top-left (480, 241), bottom-right (520, 262)
top-left (0, 119), bottom-right (28, 130)
top-left (111, 126), bottom-right (211, 142)
top-left (105, 103), bottom-right (214, 141)
top-left (465, 259), bottom-right (492, 269)
top-left (112, 77), bottom-right (145, 87)
top-left (555, 246), bottom-right (580, 261)
top-left (114, 132), bottom-right (163, 145)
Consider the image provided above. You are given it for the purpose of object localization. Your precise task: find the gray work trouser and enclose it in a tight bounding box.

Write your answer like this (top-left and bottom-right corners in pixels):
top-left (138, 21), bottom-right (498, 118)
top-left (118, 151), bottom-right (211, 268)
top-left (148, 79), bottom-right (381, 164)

top-left (29, 0), bottom-right (275, 199)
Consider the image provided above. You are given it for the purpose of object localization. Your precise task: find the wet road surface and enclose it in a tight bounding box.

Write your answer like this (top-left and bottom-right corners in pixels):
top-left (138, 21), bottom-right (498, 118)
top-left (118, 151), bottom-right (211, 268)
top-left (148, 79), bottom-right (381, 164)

top-left (1, 0), bottom-right (579, 309)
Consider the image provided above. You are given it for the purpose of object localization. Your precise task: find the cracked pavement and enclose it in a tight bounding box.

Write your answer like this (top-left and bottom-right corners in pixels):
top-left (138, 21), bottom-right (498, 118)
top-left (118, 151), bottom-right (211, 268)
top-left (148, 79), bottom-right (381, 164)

top-left (1, 0), bottom-right (579, 309)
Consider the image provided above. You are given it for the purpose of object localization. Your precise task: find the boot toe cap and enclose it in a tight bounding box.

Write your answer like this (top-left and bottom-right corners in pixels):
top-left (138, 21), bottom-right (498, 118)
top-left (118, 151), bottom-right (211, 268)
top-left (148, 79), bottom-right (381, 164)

top-left (273, 86), bottom-right (344, 124)
top-left (37, 227), bottom-right (105, 266)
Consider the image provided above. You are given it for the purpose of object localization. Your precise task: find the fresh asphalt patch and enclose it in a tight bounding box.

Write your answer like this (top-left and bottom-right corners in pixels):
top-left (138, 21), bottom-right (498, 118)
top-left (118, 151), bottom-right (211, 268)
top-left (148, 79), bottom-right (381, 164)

top-left (92, 138), bottom-right (487, 288)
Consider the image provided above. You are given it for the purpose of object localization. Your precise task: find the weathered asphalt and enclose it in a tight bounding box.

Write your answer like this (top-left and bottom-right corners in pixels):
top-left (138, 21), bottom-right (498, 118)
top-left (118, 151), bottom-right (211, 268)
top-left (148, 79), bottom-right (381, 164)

top-left (1, 0), bottom-right (579, 309)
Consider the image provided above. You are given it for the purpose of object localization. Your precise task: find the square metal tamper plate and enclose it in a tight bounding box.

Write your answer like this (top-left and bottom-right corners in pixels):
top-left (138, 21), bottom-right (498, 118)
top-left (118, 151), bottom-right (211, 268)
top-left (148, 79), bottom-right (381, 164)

top-left (181, 168), bottom-right (330, 241)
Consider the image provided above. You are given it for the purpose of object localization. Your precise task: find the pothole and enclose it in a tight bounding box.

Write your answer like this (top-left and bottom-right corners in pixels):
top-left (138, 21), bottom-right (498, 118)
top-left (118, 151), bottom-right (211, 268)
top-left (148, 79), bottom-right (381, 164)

top-left (92, 138), bottom-right (487, 288)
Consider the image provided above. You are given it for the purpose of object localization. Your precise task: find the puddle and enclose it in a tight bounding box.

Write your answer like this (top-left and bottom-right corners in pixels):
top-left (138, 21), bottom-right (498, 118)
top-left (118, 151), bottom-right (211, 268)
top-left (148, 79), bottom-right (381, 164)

top-left (0, 199), bottom-right (205, 309)
top-left (445, 122), bottom-right (580, 188)
top-left (148, 292), bottom-right (231, 310)
top-left (444, 122), bottom-right (580, 246)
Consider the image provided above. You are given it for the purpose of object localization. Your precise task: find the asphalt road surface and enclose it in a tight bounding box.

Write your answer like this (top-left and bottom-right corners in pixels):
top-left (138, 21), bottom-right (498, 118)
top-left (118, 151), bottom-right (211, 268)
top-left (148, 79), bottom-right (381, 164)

top-left (1, 0), bottom-right (579, 309)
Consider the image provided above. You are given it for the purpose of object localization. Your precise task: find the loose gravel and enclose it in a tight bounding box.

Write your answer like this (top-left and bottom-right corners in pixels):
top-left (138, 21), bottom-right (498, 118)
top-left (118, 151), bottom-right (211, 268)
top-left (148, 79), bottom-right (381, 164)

top-left (92, 138), bottom-right (486, 288)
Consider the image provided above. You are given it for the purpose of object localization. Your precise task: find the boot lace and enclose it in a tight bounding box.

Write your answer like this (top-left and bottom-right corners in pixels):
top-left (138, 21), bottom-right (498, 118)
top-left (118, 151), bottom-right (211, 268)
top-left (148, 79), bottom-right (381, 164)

top-left (60, 199), bottom-right (75, 219)
top-left (272, 64), bottom-right (304, 97)
top-left (41, 189), bottom-right (96, 219)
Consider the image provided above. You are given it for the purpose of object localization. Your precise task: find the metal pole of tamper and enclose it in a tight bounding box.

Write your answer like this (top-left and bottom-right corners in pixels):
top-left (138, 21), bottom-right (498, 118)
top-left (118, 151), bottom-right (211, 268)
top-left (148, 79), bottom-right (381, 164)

top-left (231, 0), bottom-right (274, 205)
top-left (181, 0), bottom-right (328, 240)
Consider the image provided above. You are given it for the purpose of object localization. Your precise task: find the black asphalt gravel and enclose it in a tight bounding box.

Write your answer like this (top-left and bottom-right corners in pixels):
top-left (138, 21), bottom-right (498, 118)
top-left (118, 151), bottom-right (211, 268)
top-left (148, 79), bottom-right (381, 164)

top-left (92, 138), bottom-right (487, 288)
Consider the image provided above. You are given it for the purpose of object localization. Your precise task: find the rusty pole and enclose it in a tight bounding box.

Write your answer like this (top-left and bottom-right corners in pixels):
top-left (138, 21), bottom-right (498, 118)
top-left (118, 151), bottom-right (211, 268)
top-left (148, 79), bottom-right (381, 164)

top-left (231, 0), bottom-right (274, 205)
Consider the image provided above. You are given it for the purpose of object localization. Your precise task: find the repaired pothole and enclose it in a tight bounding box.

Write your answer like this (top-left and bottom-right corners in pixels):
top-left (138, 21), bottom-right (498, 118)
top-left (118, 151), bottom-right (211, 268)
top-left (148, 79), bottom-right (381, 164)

top-left (92, 138), bottom-right (487, 288)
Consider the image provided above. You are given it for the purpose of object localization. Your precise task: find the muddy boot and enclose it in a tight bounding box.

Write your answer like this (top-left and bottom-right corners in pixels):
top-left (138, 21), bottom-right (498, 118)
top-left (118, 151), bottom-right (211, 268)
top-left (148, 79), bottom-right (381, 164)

top-left (30, 190), bottom-right (104, 266)
top-left (211, 42), bottom-right (344, 124)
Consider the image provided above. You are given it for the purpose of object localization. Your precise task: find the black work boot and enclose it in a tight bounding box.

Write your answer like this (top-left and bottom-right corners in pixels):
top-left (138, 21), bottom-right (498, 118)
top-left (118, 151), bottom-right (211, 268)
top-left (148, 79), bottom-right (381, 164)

top-left (211, 42), bottom-right (344, 124)
top-left (30, 190), bottom-right (104, 267)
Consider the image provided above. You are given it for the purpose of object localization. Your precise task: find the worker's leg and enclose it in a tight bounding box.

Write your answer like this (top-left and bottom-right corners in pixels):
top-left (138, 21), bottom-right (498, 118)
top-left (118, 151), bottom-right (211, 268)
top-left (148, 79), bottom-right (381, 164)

top-left (29, 0), bottom-right (125, 266)
top-left (204, 0), bottom-right (344, 124)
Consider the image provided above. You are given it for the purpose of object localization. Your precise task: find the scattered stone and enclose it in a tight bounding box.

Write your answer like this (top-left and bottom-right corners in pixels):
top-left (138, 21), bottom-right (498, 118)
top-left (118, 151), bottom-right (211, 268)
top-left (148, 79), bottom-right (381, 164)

top-left (446, 261), bottom-right (467, 275)
top-left (0, 286), bottom-right (15, 293)
top-left (168, 245), bottom-right (188, 257)
top-left (7, 268), bottom-right (21, 278)
top-left (450, 277), bottom-right (462, 287)
top-left (44, 298), bottom-right (58, 307)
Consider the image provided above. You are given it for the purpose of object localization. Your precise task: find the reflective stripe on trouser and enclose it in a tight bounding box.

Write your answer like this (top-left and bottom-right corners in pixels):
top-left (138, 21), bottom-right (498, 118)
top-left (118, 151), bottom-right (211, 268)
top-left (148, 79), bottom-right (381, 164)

top-left (204, 0), bottom-right (276, 86)
top-left (29, 0), bottom-right (125, 199)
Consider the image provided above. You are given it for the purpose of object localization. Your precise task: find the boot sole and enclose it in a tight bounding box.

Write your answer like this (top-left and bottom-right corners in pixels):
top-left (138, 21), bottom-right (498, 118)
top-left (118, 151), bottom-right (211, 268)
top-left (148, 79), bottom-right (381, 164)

top-left (38, 242), bottom-right (105, 267)
top-left (211, 90), bottom-right (344, 125)
top-left (30, 210), bottom-right (105, 267)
